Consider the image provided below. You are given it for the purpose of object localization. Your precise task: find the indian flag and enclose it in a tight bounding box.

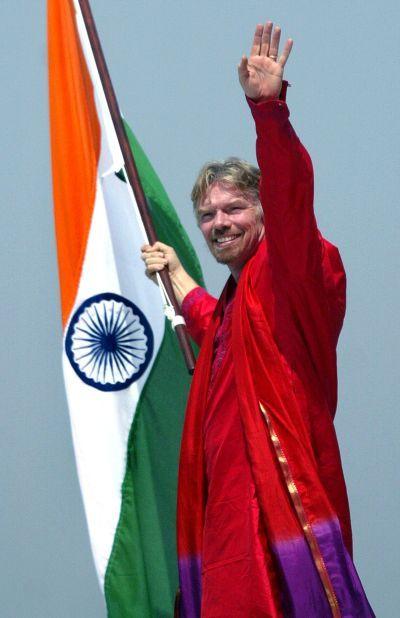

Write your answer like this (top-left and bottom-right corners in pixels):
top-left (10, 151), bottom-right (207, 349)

top-left (48, 1), bottom-right (202, 615)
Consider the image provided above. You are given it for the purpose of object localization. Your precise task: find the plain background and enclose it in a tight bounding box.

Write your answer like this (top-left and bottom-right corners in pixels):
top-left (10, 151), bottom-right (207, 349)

top-left (1, 1), bottom-right (399, 616)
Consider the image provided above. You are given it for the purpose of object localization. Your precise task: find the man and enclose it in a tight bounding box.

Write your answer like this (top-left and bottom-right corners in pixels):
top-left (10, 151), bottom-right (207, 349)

top-left (142, 21), bottom-right (374, 618)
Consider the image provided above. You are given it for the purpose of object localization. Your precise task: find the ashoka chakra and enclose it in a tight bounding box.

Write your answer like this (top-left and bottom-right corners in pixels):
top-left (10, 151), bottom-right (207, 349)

top-left (65, 293), bottom-right (154, 391)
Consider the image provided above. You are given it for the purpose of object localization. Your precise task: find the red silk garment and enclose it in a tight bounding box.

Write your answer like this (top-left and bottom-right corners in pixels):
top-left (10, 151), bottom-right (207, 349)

top-left (182, 287), bottom-right (283, 617)
top-left (177, 98), bottom-right (374, 617)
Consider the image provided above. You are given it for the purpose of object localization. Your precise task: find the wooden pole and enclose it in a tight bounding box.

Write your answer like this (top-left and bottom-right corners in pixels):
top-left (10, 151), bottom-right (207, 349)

top-left (77, 0), bottom-right (195, 374)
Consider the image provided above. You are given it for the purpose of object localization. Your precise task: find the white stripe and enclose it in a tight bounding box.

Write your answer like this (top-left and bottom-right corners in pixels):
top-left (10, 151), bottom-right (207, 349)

top-left (74, 0), bottom-right (124, 177)
top-left (63, 3), bottom-right (166, 586)
top-left (74, 0), bottom-right (180, 325)
top-left (63, 175), bottom-right (164, 585)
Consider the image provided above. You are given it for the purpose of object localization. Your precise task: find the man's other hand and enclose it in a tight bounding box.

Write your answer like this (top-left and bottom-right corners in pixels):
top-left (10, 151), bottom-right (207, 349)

top-left (238, 21), bottom-right (293, 102)
top-left (141, 241), bottom-right (181, 281)
top-left (140, 242), bottom-right (198, 306)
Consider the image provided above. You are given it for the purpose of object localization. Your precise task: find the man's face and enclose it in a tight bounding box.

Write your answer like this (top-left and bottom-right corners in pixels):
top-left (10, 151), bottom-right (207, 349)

top-left (197, 183), bottom-right (264, 276)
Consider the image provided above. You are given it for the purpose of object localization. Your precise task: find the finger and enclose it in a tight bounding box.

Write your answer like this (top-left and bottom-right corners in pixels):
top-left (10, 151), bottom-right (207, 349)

top-left (153, 241), bottom-right (168, 251)
top-left (142, 240), bottom-right (173, 256)
top-left (146, 263), bottom-right (165, 275)
top-left (250, 24), bottom-right (263, 56)
top-left (142, 241), bottom-right (169, 254)
top-left (278, 38), bottom-right (293, 67)
top-left (142, 258), bottom-right (167, 269)
top-left (260, 21), bottom-right (273, 56)
top-left (141, 244), bottom-right (159, 253)
top-left (268, 25), bottom-right (281, 60)
top-left (143, 251), bottom-right (166, 260)
top-left (145, 257), bottom-right (168, 266)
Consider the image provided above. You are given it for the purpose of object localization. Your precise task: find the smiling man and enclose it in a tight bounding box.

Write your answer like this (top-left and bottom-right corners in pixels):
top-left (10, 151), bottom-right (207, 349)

top-left (141, 21), bottom-right (374, 618)
top-left (196, 167), bottom-right (265, 279)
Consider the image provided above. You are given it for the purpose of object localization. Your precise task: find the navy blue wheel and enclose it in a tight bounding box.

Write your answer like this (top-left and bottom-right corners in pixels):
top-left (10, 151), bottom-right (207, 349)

top-left (65, 293), bottom-right (154, 391)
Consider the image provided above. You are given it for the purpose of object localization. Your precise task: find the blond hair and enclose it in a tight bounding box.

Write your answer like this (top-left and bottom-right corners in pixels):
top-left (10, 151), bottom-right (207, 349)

top-left (191, 157), bottom-right (261, 211)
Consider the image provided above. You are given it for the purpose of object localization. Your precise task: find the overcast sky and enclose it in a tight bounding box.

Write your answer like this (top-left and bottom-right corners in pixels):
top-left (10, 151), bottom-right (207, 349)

top-left (1, 1), bottom-right (399, 616)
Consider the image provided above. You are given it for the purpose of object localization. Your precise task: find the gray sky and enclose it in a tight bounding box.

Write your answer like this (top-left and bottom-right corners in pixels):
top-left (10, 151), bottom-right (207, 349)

top-left (1, 1), bottom-right (399, 616)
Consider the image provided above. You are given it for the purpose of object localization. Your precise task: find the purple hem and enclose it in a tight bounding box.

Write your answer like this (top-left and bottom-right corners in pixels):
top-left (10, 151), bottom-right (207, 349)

top-left (178, 555), bottom-right (202, 618)
top-left (272, 519), bottom-right (375, 617)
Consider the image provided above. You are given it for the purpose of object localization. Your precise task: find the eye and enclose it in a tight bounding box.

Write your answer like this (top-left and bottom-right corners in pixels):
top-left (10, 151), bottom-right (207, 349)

top-left (200, 212), bottom-right (213, 222)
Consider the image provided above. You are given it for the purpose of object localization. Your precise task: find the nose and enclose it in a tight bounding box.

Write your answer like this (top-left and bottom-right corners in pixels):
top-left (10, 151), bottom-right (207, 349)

top-left (213, 209), bottom-right (230, 231)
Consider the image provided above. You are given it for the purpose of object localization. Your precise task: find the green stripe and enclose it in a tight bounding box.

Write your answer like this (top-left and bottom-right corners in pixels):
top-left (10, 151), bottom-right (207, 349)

top-left (104, 125), bottom-right (203, 616)
top-left (104, 327), bottom-right (189, 616)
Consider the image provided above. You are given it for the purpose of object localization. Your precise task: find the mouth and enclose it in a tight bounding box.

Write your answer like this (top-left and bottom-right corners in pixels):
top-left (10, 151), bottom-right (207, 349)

top-left (213, 234), bottom-right (241, 249)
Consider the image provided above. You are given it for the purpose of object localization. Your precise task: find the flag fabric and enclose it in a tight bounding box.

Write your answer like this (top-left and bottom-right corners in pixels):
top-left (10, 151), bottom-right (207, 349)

top-left (48, 1), bottom-right (203, 615)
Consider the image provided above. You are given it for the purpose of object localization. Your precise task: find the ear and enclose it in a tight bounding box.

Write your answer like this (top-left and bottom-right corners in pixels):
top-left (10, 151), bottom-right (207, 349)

top-left (255, 200), bottom-right (264, 220)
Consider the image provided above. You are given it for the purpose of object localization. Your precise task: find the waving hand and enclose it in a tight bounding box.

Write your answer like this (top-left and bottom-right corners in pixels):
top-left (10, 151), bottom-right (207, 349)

top-left (238, 21), bottom-right (293, 102)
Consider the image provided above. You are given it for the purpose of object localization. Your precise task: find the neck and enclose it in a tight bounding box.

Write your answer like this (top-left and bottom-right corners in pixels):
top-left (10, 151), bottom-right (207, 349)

top-left (228, 264), bottom-right (242, 282)
top-left (228, 232), bottom-right (265, 281)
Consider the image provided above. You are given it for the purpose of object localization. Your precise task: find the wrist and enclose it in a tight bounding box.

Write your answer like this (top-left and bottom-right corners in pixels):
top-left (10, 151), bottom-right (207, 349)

top-left (247, 80), bottom-right (289, 104)
top-left (170, 268), bottom-right (198, 306)
top-left (250, 94), bottom-right (278, 104)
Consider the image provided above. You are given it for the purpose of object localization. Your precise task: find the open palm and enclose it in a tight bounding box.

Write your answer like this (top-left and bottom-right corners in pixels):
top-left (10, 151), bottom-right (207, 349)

top-left (238, 22), bottom-right (293, 101)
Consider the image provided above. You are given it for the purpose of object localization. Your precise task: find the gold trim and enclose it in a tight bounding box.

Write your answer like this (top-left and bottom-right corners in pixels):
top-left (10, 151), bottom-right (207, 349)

top-left (259, 402), bottom-right (341, 618)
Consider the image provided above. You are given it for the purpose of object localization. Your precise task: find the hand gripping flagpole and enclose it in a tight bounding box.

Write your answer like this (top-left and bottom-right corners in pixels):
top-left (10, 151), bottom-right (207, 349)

top-left (77, 0), bottom-right (196, 374)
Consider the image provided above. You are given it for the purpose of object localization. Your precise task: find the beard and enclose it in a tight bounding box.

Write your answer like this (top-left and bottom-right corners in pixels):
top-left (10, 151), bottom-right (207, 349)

top-left (210, 237), bottom-right (257, 269)
top-left (210, 243), bottom-right (242, 265)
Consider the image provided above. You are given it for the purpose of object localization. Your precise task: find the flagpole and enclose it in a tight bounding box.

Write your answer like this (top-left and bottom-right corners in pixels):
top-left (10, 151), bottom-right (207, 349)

top-left (77, 0), bottom-right (195, 374)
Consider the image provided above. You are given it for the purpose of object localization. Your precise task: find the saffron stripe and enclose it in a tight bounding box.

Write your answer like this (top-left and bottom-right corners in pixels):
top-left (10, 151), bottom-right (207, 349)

top-left (48, 0), bottom-right (100, 326)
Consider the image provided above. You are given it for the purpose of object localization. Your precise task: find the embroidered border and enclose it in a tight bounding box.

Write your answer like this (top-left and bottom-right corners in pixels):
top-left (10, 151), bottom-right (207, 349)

top-left (259, 402), bottom-right (341, 618)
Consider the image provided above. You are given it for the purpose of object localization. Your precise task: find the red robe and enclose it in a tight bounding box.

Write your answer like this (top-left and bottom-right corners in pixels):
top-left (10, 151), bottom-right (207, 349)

top-left (177, 97), bottom-right (374, 617)
top-left (182, 284), bottom-right (283, 616)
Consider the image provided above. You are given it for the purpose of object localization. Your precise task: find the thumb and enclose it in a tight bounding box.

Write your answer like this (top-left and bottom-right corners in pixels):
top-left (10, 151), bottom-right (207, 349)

top-left (237, 55), bottom-right (249, 78)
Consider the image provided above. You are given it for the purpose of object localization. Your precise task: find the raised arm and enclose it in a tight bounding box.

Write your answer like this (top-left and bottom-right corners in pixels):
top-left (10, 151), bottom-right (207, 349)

top-left (239, 23), bottom-right (322, 279)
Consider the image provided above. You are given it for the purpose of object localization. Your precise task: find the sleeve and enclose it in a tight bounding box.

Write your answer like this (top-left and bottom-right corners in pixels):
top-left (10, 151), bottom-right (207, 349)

top-left (248, 96), bottom-right (347, 342)
top-left (181, 287), bottom-right (218, 347)
top-left (247, 97), bottom-right (347, 418)
top-left (247, 97), bottom-right (321, 280)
